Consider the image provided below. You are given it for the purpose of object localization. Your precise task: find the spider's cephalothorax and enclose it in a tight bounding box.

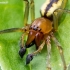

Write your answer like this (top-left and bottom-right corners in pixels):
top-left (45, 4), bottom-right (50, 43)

top-left (0, 0), bottom-right (69, 70)
top-left (25, 17), bottom-right (52, 49)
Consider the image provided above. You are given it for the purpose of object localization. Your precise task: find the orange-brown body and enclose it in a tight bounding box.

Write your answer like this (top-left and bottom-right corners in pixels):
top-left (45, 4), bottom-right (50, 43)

top-left (25, 17), bottom-right (53, 49)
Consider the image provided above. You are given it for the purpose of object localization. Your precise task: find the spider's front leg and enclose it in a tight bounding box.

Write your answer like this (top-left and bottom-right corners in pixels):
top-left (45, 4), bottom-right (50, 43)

top-left (53, 0), bottom-right (67, 31)
top-left (19, 0), bottom-right (35, 58)
top-left (23, 0), bottom-right (29, 26)
top-left (19, 0), bottom-right (29, 58)
top-left (53, 11), bottom-right (58, 31)
top-left (23, 0), bottom-right (35, 24)
top-left (30, 0), bottom-right (35, 22)
top-left (53, 9), bottom-right (70, 31)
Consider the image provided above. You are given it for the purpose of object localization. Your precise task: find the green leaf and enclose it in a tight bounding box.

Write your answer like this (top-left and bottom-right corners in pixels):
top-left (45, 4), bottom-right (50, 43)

top-left (0, 66), bottom-right (2, 70)
top-left (0, 0), bottom-right (70, 70)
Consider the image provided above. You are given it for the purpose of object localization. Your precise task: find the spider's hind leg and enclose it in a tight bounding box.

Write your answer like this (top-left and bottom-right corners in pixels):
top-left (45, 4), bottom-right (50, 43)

top-left (51, 32), bottom-right (66, 70)
top-left (46, 36), bottom-right (51, 70)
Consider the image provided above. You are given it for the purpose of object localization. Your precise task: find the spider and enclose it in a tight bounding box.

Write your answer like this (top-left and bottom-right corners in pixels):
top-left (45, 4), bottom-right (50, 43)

top-left (0, 0), bottom-right (70, 70)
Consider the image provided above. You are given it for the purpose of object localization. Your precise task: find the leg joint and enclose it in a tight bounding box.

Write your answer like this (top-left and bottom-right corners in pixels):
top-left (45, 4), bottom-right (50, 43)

top-left (57, 46), bottom-right (63, 54)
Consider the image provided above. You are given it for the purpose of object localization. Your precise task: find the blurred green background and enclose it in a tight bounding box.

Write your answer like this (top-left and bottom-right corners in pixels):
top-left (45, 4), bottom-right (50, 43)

top-left (0, 0), bottom-right (70, 70)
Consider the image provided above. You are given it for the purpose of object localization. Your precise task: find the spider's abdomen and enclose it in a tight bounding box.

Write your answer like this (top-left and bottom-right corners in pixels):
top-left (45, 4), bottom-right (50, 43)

top-left (40, 0), bottom-right (63, 17)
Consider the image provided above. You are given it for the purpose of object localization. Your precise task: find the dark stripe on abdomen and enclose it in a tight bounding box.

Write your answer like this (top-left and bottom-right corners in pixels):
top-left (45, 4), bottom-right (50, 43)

top-left (44, 0), bottom-right (58, 16)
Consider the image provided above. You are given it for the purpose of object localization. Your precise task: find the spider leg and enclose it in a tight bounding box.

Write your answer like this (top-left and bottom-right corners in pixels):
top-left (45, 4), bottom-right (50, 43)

top-left (51, 32), bottom-right (66, 70)
top-left (0, 26), bottom-right (30, 34)
top-left (26, 41), bottom-right (45, 64)
top-left (53, 10), bottom-right (59, 31)
top-left (0, 27), bottom-right (30, 58)
top-left (19, 0), bottom-right (30, 58)
top-left (53, 8), bottom-right (70, 31)
top-left (53, 8), bottom-right (63, 31)
top-left (53, 0), bottom-right (67, 31)
top-left (23, 0), bottom-right (29, 26)
top-left (55, 9), bottom-right (70, 14)
top-left (46, 36), bottom-right (51, 70)
top-left (0, 28), bottom-right (23, 34)
top-left (30, 0), bottom-right (35, 22)
top-left (19, 33), bottom-right (28, 58)
top-left (23, 0), bottom-right (35, 25)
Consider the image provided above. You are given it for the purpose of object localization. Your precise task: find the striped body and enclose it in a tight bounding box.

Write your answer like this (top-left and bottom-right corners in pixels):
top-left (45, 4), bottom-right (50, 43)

top-left (40, 0), bottom-right (63, 17)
